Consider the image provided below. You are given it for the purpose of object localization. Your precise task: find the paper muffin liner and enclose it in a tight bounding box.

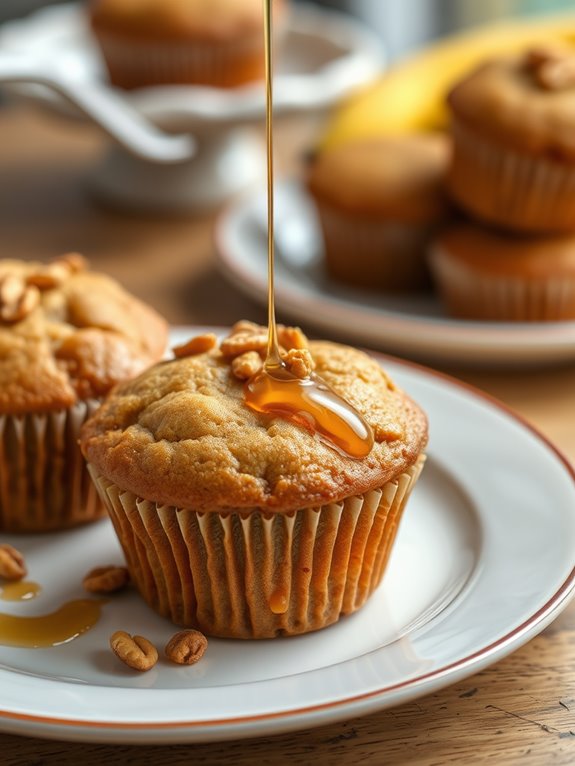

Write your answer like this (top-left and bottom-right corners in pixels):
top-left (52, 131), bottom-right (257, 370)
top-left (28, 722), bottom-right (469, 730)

top-left (430, 244), bottom-right (575, 321)
top-left (0, 400), bottom-right (105, 533)
top-left (314, 199), bottom-right (434, 292)
top-left (449, 117), bottom-right (575, 234)
top-left (94, 29), bottom-right (271, 89)
top-left (88, 455), bottom-right (425, 639)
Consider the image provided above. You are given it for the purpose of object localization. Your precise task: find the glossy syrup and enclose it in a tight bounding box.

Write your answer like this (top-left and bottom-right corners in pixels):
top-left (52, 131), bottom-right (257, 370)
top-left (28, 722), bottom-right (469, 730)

top-left (0, 599), bottom-right (105, 648)
top-left (244, 0), bottom-right (374, 460)
top-left (0, 580), bottom-right (41, 602)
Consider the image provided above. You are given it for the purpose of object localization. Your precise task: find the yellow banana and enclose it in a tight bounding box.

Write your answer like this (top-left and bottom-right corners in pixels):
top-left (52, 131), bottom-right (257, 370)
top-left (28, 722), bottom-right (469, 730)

top-left (323, 15), bottom-right (575, 149)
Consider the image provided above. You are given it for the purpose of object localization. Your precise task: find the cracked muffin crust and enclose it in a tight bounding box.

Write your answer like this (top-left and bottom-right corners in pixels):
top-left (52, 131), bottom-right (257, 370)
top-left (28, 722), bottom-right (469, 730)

top-left (80, 339), bottom-right (428, 513)
top-left (0, 257), bottom-right (168, 414)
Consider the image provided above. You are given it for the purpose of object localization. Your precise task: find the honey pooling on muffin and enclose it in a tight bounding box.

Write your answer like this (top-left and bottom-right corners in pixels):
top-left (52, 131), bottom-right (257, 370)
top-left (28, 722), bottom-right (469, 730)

top-left (243, 0), bottom-right (374, 460)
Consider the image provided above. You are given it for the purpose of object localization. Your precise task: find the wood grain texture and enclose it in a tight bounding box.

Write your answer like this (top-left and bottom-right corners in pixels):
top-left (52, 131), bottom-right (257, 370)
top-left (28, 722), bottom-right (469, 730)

top-left (1, 105), bottom-right (575, 765)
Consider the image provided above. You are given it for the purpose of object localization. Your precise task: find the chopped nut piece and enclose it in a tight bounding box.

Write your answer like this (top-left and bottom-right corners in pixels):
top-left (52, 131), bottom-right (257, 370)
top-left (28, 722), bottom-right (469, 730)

top-left (220, 331), bottom-right (268, 358)
top-left (83, 565), bottom-right (130, 594)
top-left (54, 252), bottom-right (88, 273)
top-left (283, 348), bottom-right (314, 379)
top-left (165, 629), bottom-right (208, 665)
top-left (27, 262), bottom-right (70, 291)
top-left (231, 350), bottom-right (263, 380)
top-left (173, 333), bottom-right (217, 358)
top-left (277, 325), bottom-right (308, 350)
top-left (525, 46), bottom-right (575, 90)
top-left (230, 319), bottom-right (263, 335)
top-left (0, 544), bottom-right (27, 581)
top-left (110, 631), bottom-right (158, 672)
top-left (0, 276), bottom-right (40, 323)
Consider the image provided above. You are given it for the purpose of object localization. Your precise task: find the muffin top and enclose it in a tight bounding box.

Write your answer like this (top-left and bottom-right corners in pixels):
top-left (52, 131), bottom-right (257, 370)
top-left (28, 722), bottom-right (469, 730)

top-left (90, 0), bottom-right (286, 42)
top-left (80, 325), bottom-right (428, 514)
top-left (306, 134), bottom-right (450, 222)
top-left (0, 255), bottom-right (168, 415)
top-left (448, 46), bottom-right (575, 160)
top-left (434, 223), bottom-right (575, 278)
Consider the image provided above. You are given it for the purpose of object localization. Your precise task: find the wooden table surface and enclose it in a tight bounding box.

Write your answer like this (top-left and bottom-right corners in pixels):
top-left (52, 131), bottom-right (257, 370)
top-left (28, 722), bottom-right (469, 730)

top-left (1, 104), bottom-right (575, 765)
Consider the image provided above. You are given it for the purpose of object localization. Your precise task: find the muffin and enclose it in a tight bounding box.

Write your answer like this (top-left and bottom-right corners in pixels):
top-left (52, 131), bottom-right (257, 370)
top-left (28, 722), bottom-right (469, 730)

top-left (89, 0), bottom-right (288, 90)
top-left (0, 254), bottom-right (168, 532)
top-left (448, 46), bottom-right (575, 233)
top-left (306, 134), bottom-right (451, 292)
top-left (429, 222), bottom-right (575, 321)
top-left (80, 323), bottom-right (427, 639)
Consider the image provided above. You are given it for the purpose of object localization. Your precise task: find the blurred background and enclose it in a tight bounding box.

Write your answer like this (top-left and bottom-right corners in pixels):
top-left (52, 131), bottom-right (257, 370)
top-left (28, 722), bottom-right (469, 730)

top-left (2, 0), bottom-right (575, 60)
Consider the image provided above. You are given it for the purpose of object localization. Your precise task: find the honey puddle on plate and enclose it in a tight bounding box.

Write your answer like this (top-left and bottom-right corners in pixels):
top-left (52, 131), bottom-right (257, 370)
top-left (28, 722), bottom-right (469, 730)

top-left (0, 598), bottom-right (105, 648)
top-left (243, 0), bottom-right (374, 460)
top-left (0, 580), bottom-right (41, 602)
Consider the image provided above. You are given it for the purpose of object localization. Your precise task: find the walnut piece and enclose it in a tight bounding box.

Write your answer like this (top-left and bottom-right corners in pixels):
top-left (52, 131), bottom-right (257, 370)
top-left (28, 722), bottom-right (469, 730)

top-left (231, 350), bottom-right (263, 380)
top-left (0, 275), bottom-right (40, 323)
top-left (220, 330), bottom-right (269, 358)
top-left (277, 325), bottom-right (308, 350)
top-left (165, 629), bottom-right (208, 665)
top-left (83, 565), bottom-right (130, 594)
top-left (110, 631), bottom-right (158, 672)
top-left (525, 46), bottom-right (575, 90)
top-left (27, 253), bottom-right (88, 290)
top-left (283, 348), bottom-right (315, 379)
top-left (172, 333), bottom-right (217, 358)
top-left (0, 544), bottom-right (27, 581)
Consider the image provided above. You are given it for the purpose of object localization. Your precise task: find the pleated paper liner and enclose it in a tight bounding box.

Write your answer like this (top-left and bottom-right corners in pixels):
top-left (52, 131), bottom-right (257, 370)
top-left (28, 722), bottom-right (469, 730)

top-left (314, 198), bottom-right (433, 291)
top-left (0, 399), bottom-right (105, 532)
top-left (89, 455), bottom-right (425, 639)
top-left (430, 245), bottom-right (575, 321)
top-left (449, 117), bottom-right (575, 234)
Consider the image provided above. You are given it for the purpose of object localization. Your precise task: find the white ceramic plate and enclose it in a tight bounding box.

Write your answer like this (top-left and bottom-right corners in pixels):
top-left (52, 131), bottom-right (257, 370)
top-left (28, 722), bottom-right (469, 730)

top-left (215, 182), bottom-right (575, 367)
top-left (1, 327), bottom-right (575, 745)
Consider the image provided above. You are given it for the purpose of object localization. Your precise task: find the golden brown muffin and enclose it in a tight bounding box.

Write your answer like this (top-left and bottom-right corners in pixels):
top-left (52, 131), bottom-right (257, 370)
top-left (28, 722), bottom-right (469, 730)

top-left (81, 324), bottom-right (427, 639)
top-left (306, 134), bottom-right (451, 291)
top-left (429, 222), bottom-right (575, 321)
top-left (447, 46), bottom-right (575, 233)
top-left (0, 255), bottom-right (168, 532)
top-left (89, 0), bottom-right (288, 89)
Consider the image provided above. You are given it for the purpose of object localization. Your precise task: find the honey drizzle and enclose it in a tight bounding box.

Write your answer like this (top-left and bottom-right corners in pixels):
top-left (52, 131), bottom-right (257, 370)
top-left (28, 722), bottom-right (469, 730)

top-left (0, 599), bottom-right (105, 648)
top-left (244, 0), bottom-right (374, 460)
top-left (0, 580), bottom-right (41, 602)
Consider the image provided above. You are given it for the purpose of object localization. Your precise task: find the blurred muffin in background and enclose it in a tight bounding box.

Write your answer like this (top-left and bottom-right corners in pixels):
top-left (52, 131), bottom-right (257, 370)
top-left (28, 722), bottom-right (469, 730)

top-left (0, 254), bottom-right (168, 532)
top-left (306, 134), bottom-right (451, 292)
top-left (89, 0), bottom-right (288, 89)
top-left (447, 46), bottom-right (575, 234)
top-left (429, 222), bottom-right (575, 321)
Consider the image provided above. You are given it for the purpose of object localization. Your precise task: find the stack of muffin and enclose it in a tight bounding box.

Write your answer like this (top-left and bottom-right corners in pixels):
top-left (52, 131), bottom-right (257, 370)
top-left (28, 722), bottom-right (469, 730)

top-left (307, 44), bottom-right (575, 323)
top-left (429, 45), bottom-right (575, 322)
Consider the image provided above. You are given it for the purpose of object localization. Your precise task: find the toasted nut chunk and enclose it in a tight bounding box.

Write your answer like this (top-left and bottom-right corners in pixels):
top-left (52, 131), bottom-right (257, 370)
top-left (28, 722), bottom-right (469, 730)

top-left (283, 348), bottom-right (314, 379)
top-left (0, 544), bottom-right (27, 581)
top-left (173, 333), bottom-right (218, 358)
top-left (54, 252), bottom-right (88, 273)
top-left (220, 331), bottom-right (268, 358)
top-left (537, 58), bottom-right (575, 90)
top-left (27, 262), bottom-right (70, 290)
top-left (165, 629), bottom-right (208, 666)
top-left (231, 350), bottom-right (263, 380)
top-left (230, 319), bottom-right (263, 335)
top-left (110, 631), bottom-right (158, 672)
top-left (0, 276), bottom-right (40, 323)
top-left (277, 325), bottom-right (308, 350)
top-left (83, 565), bottom-right (130, 594)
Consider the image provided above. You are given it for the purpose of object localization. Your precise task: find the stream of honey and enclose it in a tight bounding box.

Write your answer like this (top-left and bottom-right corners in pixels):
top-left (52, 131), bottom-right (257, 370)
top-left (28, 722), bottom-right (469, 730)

top-left (244, 0), bottom-right (374, 460)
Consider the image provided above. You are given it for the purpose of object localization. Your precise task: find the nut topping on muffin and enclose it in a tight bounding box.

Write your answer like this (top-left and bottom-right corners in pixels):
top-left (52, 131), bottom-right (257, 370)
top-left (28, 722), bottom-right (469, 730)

top-left (525, 46), bottom-right (575, 91)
